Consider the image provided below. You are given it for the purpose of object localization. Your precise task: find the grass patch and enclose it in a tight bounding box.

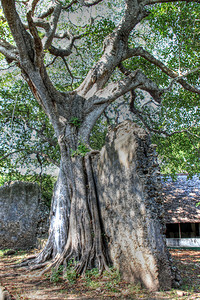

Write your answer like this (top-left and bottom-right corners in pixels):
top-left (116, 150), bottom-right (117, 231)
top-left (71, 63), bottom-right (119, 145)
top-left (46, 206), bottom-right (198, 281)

top-left (80, 266), bottom-right (122, 293)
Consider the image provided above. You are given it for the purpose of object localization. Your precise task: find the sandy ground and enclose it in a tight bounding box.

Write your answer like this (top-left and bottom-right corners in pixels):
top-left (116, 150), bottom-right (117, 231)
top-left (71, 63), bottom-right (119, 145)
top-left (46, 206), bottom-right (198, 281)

top-left (0, 249), bottom-right (200, 300)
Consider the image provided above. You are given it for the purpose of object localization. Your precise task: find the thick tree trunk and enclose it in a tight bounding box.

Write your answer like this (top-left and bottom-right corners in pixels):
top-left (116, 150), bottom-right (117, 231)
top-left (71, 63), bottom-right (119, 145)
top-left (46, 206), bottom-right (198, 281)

top-left (22, 137), bottom-right (109, 274)
top-left (34, 163), bottom-right (71, 264)
top-left (20, 163), bottom-right (71, 269)
top-left (56, 154), bottom-right (108, 274)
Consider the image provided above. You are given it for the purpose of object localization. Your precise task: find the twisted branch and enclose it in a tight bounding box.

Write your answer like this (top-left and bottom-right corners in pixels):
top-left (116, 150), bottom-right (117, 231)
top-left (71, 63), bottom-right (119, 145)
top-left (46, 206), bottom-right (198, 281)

top-left (126, 47), bottom-right (200, 95)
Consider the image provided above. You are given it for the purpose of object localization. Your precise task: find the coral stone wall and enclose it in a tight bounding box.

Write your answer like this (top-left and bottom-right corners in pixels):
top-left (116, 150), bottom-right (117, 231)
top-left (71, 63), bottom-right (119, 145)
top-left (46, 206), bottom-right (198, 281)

top-left (92, 121), bottom-right (177, 291)
top-left (0, 182), bottom-right (49, 250)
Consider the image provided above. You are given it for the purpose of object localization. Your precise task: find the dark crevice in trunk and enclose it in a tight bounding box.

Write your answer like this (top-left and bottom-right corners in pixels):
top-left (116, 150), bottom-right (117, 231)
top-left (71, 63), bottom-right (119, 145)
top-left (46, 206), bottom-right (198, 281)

top-left (86, 155), bottom-right (111, 266)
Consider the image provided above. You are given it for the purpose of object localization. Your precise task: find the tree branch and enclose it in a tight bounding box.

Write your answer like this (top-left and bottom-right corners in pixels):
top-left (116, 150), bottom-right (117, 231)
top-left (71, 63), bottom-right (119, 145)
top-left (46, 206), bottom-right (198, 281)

top-left (47, 31), bottom-right (89, 58)
top-left (42, 4), bottom-right (62, 50)
top-left (76, 0), bottom-right (149, 97)
top-left (162, 67), bottom-right (200, 93)
top-left (145, 0), bottom-right (200, 5)
top-left (1, 0), bottom-right (35, 68)
top-left (118, 63), bottom-right (163, 102)
top-left (27, 0), bottom-right (40, 15)
top-left (0, 63), bottom-right (16, 71)
top-left (0, 149), bottom-right (27, 161)
top-left (53, 17), bottom-right (94, 54)
top-left (36, 151), bottom-right (59, 166)
top-left (38, 5), bottom-right (55, 19)
top-left (80, 0), bottom-right (104, 7)
top-left (31, 17), bottom-right (50, 31)
top-left (91, 70), bottom-right (141, 105)
top-left (0, 148), bottom-right (59, 167)
top-left (45, 56), bottom-right (58, 68)
top-left (86, 68), bottom-right (162, 110)
top-left (27, 8), bottom-right (43, 67)
top-left (62, 57), bottom-right (77, 89)
top-left (0, 39), bottom-right (16, 51)
top-left (54, 31), bottom-right (71, 39)
top-left (126, 47), bottom-right (200, 95)
top-left (59, 0), bottom-right (78, 10)
top-left (35, 1), bottom-right (83, 58)
top-left (19, 116), bottom-right (58, 147)
top-left (0, 40), bottom-right (18, 62)
top-left (48, 45), bottom-right (73, 57)
top-left (129, 90), bottom-right (159, 133)
top-left (129, 91), bottom-right (200, 138)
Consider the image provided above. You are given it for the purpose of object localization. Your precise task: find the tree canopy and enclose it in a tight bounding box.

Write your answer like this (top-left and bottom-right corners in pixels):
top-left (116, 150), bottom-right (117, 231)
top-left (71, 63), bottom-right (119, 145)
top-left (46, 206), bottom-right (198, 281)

top-left (0, 0), bottom-right (199, 183)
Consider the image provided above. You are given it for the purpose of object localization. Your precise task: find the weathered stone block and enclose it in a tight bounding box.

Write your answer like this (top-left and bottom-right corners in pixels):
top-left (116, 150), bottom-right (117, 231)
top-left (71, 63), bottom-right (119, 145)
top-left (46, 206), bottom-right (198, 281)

top-left (92, 121), bottom-right (174, 291)
top-left (0, 182), bottom-right (49, 250)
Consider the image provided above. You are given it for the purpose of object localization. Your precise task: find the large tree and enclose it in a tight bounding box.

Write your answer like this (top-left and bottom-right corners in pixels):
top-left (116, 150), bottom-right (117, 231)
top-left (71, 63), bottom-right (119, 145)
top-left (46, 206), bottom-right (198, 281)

top-left (0, 0), bottom-right (199, 277)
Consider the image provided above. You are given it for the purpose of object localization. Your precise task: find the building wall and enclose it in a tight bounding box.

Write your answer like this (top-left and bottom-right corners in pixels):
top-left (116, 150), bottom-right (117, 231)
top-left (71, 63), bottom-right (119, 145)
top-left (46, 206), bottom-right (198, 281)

top-left (167, 238), bottom-right (200, 248)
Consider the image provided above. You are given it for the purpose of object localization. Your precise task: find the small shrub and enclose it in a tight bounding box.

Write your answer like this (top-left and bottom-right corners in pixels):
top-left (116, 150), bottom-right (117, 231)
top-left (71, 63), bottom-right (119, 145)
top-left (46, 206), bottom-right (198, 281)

top-left (69, 117), bottom-right (82, 128)
top-left (103, 267), bottom-right (120, 282)
top-left (70, 141), bottom-right (90, 157)
top-left (50, 266), bottom-right (63, 283)
top-left (84, 268), bottom-right (101, 287)
top-left (64, 259), bottom-right (77, 284)
top-left (85, 268), bottom-right (100, 279)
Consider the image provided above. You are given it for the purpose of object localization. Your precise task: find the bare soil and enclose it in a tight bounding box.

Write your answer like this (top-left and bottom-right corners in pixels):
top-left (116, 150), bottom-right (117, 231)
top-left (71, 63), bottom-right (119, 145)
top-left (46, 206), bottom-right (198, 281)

top-left (0, 249), bottom-right (200, 299)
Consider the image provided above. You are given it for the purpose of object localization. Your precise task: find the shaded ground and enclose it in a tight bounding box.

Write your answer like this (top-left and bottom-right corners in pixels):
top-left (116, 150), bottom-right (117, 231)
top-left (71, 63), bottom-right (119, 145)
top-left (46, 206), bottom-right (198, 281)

top-left (0, 249), bottom-right (200, 299)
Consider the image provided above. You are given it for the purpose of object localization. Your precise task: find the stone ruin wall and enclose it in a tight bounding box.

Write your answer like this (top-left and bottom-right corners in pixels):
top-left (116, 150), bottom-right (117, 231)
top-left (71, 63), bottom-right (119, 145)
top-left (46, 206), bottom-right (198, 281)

top-left (0, 182), bottom-right (49, 250)
top-left (92, 120), bottom-right (180, 291)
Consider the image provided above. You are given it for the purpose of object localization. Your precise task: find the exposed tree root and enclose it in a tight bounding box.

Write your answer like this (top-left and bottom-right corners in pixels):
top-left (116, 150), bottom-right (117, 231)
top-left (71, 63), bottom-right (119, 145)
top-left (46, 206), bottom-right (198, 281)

top-left (29, 262), bottom-right (50, 271)
top-left (15, 236), bottom-right (54, 268)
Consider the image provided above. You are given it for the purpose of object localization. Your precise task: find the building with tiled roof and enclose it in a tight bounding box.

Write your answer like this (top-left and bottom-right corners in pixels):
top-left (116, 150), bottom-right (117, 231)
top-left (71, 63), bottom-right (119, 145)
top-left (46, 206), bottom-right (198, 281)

top-left (162, 174), bottom-right (200, 247)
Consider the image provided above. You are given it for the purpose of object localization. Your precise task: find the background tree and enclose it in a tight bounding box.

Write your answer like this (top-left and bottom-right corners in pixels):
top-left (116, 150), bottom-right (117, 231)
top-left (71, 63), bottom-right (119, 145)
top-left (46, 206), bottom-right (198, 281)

top-left (0, 0), bottom-right (199, 277)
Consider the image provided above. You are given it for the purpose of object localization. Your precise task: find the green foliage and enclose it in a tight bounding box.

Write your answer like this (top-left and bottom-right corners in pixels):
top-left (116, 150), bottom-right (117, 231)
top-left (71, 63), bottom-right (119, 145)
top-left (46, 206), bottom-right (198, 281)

top-left (85, 18), bottom-right (115, 47)
top-left (82, 266), bottom-right (120, 291)
top-left (50, 266), bottom-right (64, 283)
top-left (69, 117), bottom-right (82, 128)
top-left (83, 268), bottom-right (101, 288)
top-left (102, 267), bottom-right (121, 292)
top-left (144, 2), bottom-right (199, 85)
top-left (148, 2), bottom-right (199, 53)
top-left (90, 117), bottom-right (108, 150)
top-left (0, 249), bottom-right (11, 257)
top-left (70, 141), bottom-right (90, 157)
top-left (153, 130), bottom-right (200, 178)
top-left (121, 2), bottom-right (200, 179)
top-left (103, 267), bottom-right (121, 282)
top-left (0, 75), bottom-right (58, 206)
top-left (151, 90), bottom-right (200, 178)
top-left (0, 9), bottom-right (14, 43)
top-left (63, 260), bottom-right (77, 284)
top-left (85, 267), bottom-right (100, 277)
